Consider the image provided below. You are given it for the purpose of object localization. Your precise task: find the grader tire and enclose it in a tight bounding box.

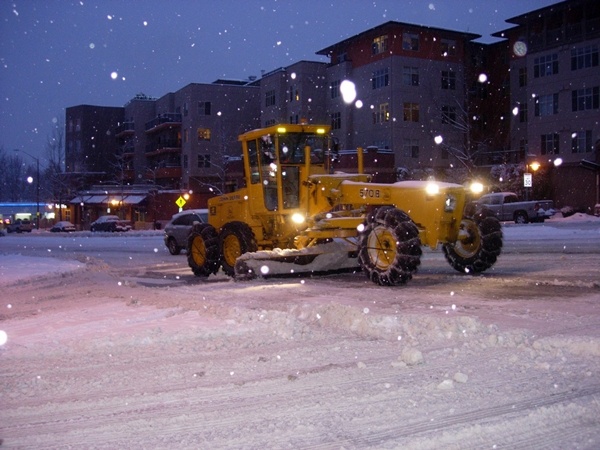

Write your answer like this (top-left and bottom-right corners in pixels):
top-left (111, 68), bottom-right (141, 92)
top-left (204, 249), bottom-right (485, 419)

top-left (219, 222), bottom-right (258, 277)
top-left (358, 206), bottom-right (422, 286)
top-left (443, 208), bottom-right (503, 274)
top-left (187, 223), bottom-right (221, 277)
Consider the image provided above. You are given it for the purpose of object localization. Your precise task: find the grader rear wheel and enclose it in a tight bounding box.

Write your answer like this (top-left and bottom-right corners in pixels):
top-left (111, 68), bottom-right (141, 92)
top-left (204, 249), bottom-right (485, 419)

top-left (443, 208), bottom-right (503, 274)
top-left (187, 223), bottom-right (221, 277)
top-left (219, 222), bottom-right (258, 277)
top-left (358, 206), bottom-right (422, 286)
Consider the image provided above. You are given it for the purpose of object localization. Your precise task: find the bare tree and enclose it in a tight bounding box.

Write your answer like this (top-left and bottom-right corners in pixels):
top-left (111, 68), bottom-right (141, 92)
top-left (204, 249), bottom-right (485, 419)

top-left (0, 146), bottom-right (37, 202)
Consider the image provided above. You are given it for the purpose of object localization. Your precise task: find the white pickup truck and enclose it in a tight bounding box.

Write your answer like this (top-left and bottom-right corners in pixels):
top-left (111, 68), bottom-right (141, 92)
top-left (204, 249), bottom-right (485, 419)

top-left (476, 192), bottom-right (554, 224)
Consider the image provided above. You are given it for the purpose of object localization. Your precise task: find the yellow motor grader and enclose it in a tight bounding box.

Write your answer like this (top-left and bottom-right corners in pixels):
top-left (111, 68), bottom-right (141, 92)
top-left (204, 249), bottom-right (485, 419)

top-left (187, 123), bottom-right (502, 286)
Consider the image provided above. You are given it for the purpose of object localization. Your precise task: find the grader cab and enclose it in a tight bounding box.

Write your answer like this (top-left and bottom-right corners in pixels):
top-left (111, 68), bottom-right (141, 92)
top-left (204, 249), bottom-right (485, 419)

top-left (187, 123), bottom-right (502, 286)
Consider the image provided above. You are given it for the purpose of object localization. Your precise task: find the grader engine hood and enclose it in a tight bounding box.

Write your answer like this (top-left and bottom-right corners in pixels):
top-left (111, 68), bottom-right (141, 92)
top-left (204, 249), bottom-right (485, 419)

top-left (335, 180), bottom-right (467, 248)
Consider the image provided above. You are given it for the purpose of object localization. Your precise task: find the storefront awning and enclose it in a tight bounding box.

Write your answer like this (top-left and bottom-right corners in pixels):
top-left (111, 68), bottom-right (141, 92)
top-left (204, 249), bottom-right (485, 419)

top-left (70, 195), bottom-right (92, 204)
top-left (122, 195), bottom-right (147, 205)
top-left (85, 195), bottom-right (109, 204)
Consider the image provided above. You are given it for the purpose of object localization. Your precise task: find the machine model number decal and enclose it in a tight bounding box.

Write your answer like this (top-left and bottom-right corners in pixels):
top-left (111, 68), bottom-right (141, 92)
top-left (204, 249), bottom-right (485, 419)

top-left (359, 188), bottom-right (381, 199)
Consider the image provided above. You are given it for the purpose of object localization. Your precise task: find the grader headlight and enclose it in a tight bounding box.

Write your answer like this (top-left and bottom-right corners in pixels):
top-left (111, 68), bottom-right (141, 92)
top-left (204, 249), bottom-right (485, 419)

top-left (469, 181), bottom-right (484, 194)
top-left (291, 213), bottom-right (305, 224)
top-left (425, 182), bottom-right (440, 196)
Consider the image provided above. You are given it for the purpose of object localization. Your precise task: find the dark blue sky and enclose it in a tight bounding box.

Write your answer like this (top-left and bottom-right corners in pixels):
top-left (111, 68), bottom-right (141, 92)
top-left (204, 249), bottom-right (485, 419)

top-left (1, 0), bottom-right (560, 164)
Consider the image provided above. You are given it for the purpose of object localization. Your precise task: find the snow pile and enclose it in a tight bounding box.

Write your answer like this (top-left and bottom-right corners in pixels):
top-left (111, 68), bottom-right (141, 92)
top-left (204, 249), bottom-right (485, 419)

top-left (0, 255), bottom-right (83, 284)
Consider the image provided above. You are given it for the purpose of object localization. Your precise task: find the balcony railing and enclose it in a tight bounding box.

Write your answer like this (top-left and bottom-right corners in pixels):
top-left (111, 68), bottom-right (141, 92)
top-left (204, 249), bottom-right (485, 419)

top-left (115, 122), bottom-right (135, 137)
top-left (146, 140), bottom-right (181, 154)
top-left (145, 113), bottom-right (182, 132)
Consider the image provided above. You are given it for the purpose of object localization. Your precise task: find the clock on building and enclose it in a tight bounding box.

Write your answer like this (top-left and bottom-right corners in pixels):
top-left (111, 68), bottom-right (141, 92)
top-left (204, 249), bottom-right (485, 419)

top-left (513, 41), bottom-right (528, 57)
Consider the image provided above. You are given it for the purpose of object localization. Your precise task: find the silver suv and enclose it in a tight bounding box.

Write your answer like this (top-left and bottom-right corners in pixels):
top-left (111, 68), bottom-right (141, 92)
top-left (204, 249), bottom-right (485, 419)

top-left (163, 209), bottom-right (208, 255)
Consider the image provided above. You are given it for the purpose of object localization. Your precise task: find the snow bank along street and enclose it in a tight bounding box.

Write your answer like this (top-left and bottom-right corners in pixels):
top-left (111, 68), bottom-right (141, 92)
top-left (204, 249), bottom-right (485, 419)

top-left (1, 217), bottom-right (599, 448)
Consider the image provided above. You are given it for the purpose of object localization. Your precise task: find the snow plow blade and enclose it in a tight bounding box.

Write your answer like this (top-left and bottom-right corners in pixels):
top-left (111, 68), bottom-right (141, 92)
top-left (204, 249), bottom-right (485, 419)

top-left (234, 240), bottom-right (361, 280)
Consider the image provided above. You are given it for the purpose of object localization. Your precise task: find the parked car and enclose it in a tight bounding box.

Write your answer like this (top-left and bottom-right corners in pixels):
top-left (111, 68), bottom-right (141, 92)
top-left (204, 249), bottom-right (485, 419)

top-left (6, 218), bottom-right (34, 233)
top-left (90, 215), bottom-right (131, 232)
top-left (163, 209), bottom-right (208, 255)
top-left (475, 192), bottom-right (554, 224)
top-left (50, 221), bottom-right (77, 232)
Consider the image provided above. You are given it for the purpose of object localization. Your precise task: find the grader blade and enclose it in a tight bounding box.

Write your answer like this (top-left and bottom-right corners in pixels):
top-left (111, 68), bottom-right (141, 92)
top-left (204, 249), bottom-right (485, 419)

top-left (234, 240), bottom-right (360, 280)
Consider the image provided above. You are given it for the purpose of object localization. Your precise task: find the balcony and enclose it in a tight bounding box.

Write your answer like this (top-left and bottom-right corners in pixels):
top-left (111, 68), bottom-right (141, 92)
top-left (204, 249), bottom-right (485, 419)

top-left (146, 139), bottom-right (181, 155)
top-left (115, 122), bottom-right (135, 138)
top-left (145, 113), bottom-right (182, 134)
top-left (145, 164), bottom-right (182, 180)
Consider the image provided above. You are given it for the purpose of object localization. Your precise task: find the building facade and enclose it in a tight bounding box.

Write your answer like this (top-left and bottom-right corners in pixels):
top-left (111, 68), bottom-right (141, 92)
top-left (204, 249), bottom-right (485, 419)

top-left (64, 1), bottom-right (600, 228)
top-left (494, 0), bottom-right (600, 209)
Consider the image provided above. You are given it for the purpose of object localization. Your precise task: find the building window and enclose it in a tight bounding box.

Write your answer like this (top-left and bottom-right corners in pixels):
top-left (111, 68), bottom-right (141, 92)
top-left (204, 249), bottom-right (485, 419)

top-left (533, 53), bottom-right (558, 78)
top-left (373, 103), bottom-right (389, 124)
top-left (571, 45), bottom-right (599, 70)
top-left (75, 119), bottom-right (81, 132)
top-left (330, 80), bottom-right (340, 99)
top-left (183, 102), bottom-right (188, 117)
top-left (402, 33), bottom-right (419, 51)
top-left (198, 101), bottom-right (211, 115)
top-left (571, 87), bottom-right (600, 111)
top-left (402, 66), bottom-right (419, 86)
top-left (534, 93), bottom-right (559, 116)
top-left (441, 39), bottom-right (457, 56)
top-left (372, 68), bottom-right (389, 89)
top-left (197, 128), bottom-right (211, 141)
top-left (289, 86), bottom-right (299, 102)
top-left (265, 90), bottom-right (276, 107)
top-left (541, 133), bottom-right (560, 155)
top-left (183, 129), bottom-right (189, 143)
top-left (403, 139), bottom-right (419, 158)
top-left (519, 103), bottom-right (528, 123)
top-left (198, 154), bottom-right (211, 168)
top-left (403, 103), bottom-right (419, 122)
top-left (183, 154), bottom-right (188, 169)
top-left (572, 130), bottom-right (593, 153)
top-left (289, 114), bottom-right (299, 124)
top-left (519, 138), bottom-right (528, 161)
top-left (518, 67), bottom-right (527, 87)
top-left (441, 70), bottom-right (456, 90)
top-left (331, 112), bottom-right (341, 130)
top-left (441, 106), bottom-right (457, 124)
top-left (336, 52), bottom-right (348, 63)
top-left (372, 35), bottom-right (388, 55)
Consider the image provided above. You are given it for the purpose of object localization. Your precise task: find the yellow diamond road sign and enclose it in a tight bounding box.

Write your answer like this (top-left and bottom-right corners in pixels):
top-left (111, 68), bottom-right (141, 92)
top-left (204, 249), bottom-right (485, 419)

top-left (176, 196), bottom-right (186, 208)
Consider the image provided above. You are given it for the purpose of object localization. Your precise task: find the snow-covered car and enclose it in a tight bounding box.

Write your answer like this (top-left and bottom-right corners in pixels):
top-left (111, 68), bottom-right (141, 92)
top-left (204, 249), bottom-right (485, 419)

top-left (6, 218), bottom-right (34, 233)
top-left (90, 215), bottom-right (131, 232)
top-left (50, 221), bottom-right (77, 232)
top-left (163, 209), bottom-right (208, 255)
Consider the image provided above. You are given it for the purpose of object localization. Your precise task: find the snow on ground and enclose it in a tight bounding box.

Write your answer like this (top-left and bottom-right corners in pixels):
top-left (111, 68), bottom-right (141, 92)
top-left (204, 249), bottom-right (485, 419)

top-left (1, 213), bottom-right (599, 448)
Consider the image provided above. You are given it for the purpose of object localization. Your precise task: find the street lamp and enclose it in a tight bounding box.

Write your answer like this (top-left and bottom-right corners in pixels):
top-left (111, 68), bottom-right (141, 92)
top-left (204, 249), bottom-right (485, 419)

top-left (14, 149), bottom-right (40, 229)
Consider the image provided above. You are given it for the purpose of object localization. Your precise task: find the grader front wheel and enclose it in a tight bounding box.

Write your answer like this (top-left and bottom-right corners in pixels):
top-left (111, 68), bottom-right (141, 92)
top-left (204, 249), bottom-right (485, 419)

top-left (219, 222), bottom-right (258, 277)
top-left (443, 209), bottom-right (503, 274)
top-left (187, 223), bottom-right (221, 277)
top-left (358, 207), bottom-right (422, 286)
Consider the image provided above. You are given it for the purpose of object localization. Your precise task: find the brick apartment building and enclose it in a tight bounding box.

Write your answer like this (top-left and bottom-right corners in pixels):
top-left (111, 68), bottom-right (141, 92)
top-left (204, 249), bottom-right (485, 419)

top-left (65, 0), bottom-right (599, 228)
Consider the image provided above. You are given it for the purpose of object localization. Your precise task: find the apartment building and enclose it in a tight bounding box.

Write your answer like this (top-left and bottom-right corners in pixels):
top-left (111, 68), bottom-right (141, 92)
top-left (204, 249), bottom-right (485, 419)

top-left (65, 104), bottom-right (124, 175)
top-left (494, 0), bottom-right (600, 209)
top-left (315, 21), bottom-right (488, 177)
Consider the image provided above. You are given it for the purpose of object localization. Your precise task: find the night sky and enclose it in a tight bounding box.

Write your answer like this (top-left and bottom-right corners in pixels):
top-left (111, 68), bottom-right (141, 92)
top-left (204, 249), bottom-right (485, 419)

top-left (1, 0), bottom-right (561, 164)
